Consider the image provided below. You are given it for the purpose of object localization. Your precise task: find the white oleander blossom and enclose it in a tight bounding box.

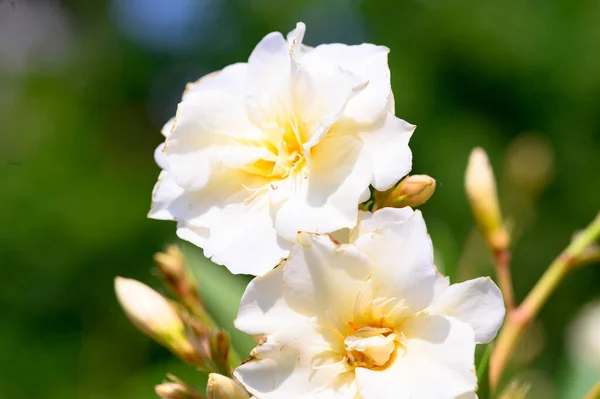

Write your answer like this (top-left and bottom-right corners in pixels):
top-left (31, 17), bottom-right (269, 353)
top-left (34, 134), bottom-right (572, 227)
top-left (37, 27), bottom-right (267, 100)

top-left (234, 208), bottom-right (505, 399)
top-left (149, 22), bottom-right (414, 275)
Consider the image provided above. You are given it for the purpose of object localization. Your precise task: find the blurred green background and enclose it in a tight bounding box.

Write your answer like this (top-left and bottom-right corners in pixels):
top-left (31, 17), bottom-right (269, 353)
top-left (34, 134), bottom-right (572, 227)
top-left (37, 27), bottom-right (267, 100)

top-left (1, 0), bottom-right (599, 398)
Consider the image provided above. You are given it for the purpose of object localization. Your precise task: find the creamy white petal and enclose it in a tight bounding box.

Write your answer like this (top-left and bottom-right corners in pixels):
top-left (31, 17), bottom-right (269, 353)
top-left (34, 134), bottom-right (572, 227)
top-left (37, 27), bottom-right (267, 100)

top-left (235, 340), bottom-right (357, 399)
top-left (293, 62), bottom-right (367, 154)
top-left (148, 171), bottom-right (184, 220)
top-left (274, 133), bottom-right (370, 241)
top-left (151, 169), bottom-right (248, 224)
top-left (355, 210), bottom-right (447, 317)
top-left (236, 265), bottom-right (309, 335)
top-left (245, 30), bottom-right (292, 125)
top-left (302, 43), bottom-right (391, 124)
top-left (359, 113), bottom-right (414, 191)
top-left (355, 315), bottom-right (477, 399)
top-left (164, 90), bottom-right (266, 191)
top-left (161, 117), bottom-right (175, 137)
top-left (426, 277), bottom-right (505, 344)
top-left (286, 22), bottom-right (308, 54)
top-left (456, 392), bottom-right (479, 399)
top-left (358, 186), bottom-right (371, 203)
top-left (152, 169), bottom-right (287, 275)
top-left (189, 206), bottom-right (289, 276)
top-left (235, 265), bottom-right (358, 399)
top-left (175, 222), bottom-right (209, 249)
top-left (191, 200), bottom-right (288, 276)
top-left (154, 143), bottom-right (169, 170)
top-left (282, 234), bottom-right (371, 331)
top-left (184, 62), bottom-right (247, 102)
top-left (350, 207), bottom-right (415, 242)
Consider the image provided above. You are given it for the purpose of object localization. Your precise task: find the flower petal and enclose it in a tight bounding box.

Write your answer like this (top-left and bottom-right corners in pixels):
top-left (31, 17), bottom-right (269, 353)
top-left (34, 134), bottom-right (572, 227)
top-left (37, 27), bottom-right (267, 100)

top-left (148, 171), bottom-right (184, 221)
top-left (355, 315), bottom-right (477, 399)
top-left (153, 169), bottom-right (288, 275)
top-left (302, 43), bottom-right (392, 124)
top-left (456, 392), bottom-right (479, 399)
top-left (282, 234), bottom-right (372, 331)
top-left (355, 210), bottom-right (447, 317)
top-left (286, 22), bottom-right (308, 53)
top-left (274, 132), bottom-right (370, 241)
top-left (235, 265), bottom-right (305, 335)
top-left (235, 339), bottom-right (358, 399)
top-left (293, 61), bottom-right (367, 155)
top-left (235, 265), bottom-right (358, 398)
top-left (426, 277), bottom-right (505, 344)
top-left (245, 29), bottom-right (292, 125)
top-left (179, 207), bottom-right (290, 276)
top-left (350, 207), bottom-right (415, 243)
top-left (164, 90), bottom-right (266, 191)
top-left (184, 62), bottom-right (247, 102)
top-left (359, 113), bottom-right (414, 191)
top-left (154, 143), bottom-right (169, 170)
top-left (160, 117), bottom-right (175, 137)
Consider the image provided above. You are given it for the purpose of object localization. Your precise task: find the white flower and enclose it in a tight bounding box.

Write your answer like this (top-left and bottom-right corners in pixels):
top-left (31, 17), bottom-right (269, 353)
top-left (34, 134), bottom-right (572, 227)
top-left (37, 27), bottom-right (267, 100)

top-left (233, 208), bottom-right (505, 399)
top-left (149, 22), bottom-right (414, 275)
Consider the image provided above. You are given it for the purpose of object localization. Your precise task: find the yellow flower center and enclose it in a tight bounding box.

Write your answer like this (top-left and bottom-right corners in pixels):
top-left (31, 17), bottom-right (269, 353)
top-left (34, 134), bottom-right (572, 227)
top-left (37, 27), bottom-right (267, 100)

top-left (243, 119), bottom-right (308, 180)
top-left (337, 294), bottom-right (410, 371)
top-left (344, 327), bottom-right (396, 368)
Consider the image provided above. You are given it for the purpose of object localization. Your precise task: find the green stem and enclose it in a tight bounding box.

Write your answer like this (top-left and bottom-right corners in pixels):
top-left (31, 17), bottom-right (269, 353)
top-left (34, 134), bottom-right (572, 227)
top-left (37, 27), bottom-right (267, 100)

top-left (489, 213), bottom-right (600, 393)
top-left (477, 342), bottom-right (495, 383)
top-left (574, 250), bottom-right (600, 268)
top-left (226, 338), bottom-right (243, 371)
top-left (494, 248), bottom-right (515, 311)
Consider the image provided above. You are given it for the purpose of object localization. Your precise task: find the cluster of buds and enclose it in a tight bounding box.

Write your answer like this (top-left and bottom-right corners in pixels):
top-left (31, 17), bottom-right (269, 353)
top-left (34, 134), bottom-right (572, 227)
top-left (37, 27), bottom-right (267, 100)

top-left (115, 245), bottom-right (250, 399)
top-left (371, 174), bottom-right (436, 210)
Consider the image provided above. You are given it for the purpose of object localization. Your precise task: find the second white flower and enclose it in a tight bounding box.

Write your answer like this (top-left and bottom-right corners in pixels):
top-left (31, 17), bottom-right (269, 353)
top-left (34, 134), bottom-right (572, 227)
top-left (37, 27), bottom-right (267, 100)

top-left (234, 208), bottom-right (505, 399)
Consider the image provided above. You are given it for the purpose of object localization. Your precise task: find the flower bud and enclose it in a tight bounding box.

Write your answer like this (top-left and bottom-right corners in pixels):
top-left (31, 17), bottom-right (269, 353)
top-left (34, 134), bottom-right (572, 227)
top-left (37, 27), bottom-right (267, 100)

top-left (114, 277), bottom-right (195, 359)
top-left (185, 317), bottom-right (232, 374)
top-left (373, 174), bottom-right (436, 210)
top-left (210, 329), bottom-right (230, 367)
top-left (155, 375), bottom-right (206, 399)
top-left (392, 174), bottom-right (436, 207)
top-left (465, 148), bottom-right (510, 252)
top-left (207, 374), bottom-right (249, 399)
top-left (154, 245), bottom-right (198, 300)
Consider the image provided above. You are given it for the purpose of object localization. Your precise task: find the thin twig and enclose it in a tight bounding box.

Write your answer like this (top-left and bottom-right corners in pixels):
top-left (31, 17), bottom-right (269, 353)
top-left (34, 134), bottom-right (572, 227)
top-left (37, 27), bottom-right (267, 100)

top-left (494, 248), bottom-right (515, 311)
top-left (489, 213), bottom-right (600, 393)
